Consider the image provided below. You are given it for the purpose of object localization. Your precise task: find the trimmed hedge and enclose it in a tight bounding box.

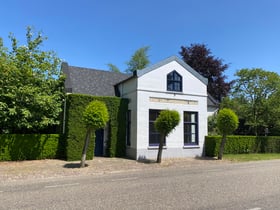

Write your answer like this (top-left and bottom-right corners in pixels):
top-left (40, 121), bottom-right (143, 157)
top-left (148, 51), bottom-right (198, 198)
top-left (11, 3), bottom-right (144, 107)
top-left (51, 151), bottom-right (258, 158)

top-left (64, 94), bottom-right (128, 161)
top-left (0, 134), bottom-right (60, 161)
top-left (205, 136), bottom-right (280, 157)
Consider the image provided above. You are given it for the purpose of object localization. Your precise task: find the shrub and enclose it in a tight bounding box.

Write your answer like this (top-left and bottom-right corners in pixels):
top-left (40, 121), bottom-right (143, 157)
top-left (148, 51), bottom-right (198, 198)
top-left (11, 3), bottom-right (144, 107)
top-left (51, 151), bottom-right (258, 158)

top-left (81, 100), bottom-right (109, 167)
top-left (64, 94), bottom-right (128, 161)
top-left (217, 108), bottom-right (239, 159)
top-left (205, 135), bottom-right (280, 157)
top-left (155, 110), bottom-right (180, 136)
top-left (0, 134), bottom-right (60, 161)
top-left (83, 100), bottom-right (109, 129)
top-left (155, 110), bottom-right (180, 163)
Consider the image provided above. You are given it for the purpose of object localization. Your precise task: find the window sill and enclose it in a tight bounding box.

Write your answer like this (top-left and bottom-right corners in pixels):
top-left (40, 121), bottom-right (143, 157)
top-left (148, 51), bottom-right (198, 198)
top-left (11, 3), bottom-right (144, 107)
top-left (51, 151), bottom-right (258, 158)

top-left (183, 145), bottom-right (200, 149)
top-left (166, 91), bottom-right (184, 95)
top-left (148, 146), bottom-right (167, 150)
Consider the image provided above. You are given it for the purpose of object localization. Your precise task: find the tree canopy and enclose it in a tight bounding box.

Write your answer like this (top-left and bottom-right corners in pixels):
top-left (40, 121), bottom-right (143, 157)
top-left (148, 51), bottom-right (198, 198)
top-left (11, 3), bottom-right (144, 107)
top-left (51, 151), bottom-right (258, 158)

top-left (228, 68), bottom-right (280, 136)
top-left (107, 63), bottom-right (120, 73)
top-left (217, 108), bottom-right (239, 136)
top-left (179, 43), bottom-right (231, 101)
top-left (107, 46), bottom-right (150, 73)
top-left (126, 46), bottom-right (150, 73)
top-left (82, 100), bottom-right (109, 130)
top-left (0, 27), bottom-right (64, 133)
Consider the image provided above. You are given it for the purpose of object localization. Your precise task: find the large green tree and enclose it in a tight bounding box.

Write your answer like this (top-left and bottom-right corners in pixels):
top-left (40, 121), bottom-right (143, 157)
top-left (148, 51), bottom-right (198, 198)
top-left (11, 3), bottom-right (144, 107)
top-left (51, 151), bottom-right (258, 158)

top-left (231, 68), bottom-right (280, 136)
top-left (0, 27), bottom-right (64, 133)
top-left (179, 43), bottom-right (231, 102)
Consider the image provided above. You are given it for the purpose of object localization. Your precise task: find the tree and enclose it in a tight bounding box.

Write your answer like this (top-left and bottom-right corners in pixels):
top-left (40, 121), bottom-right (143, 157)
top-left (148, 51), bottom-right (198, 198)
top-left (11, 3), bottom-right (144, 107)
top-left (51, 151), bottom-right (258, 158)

top-left (179, 43), bottom-right (231, 101)
top-left (217, 108), bottom-right (238, 160)
top-left (154, 110), bottom-right (180, 163)
top-left (107, 63), bottom-right (120, 73)
top-left (107, 46), bottom-right (150, 73)
top-left (0, 27), bottom-right (64, 133)
top-left (81, 100), bottom-right (109, 168)
top-left (126, 46), bottom-right (150, 73)
top-left (231, 68), bottom-right (280, 136)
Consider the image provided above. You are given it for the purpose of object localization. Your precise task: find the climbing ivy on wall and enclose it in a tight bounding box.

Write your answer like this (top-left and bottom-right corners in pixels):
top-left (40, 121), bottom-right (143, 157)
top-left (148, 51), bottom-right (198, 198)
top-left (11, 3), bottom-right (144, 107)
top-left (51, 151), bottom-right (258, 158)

top-left (64, 94), bottom-right (128, 161)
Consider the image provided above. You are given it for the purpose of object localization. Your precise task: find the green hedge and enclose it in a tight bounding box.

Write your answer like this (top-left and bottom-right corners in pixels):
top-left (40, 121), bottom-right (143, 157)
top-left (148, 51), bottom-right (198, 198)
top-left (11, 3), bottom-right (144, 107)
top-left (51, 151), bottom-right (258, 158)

top-left (0, 134), bottom-right (60, 161)
top-left (64, 94), bottom-right (128, 161)
top-left (205, 136), bottom-right (280, 157)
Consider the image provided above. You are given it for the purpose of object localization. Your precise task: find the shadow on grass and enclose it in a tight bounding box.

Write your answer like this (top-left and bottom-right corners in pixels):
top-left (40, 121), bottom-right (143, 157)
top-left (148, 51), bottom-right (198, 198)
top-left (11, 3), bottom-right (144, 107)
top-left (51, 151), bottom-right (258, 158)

top-left (63, 163), bottom-right (89, 168)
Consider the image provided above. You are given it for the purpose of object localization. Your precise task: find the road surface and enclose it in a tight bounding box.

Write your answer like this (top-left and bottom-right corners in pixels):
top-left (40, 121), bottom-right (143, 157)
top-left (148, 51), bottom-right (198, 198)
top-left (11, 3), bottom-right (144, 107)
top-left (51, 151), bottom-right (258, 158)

top-left (1, 159), bottom-right (280, 209)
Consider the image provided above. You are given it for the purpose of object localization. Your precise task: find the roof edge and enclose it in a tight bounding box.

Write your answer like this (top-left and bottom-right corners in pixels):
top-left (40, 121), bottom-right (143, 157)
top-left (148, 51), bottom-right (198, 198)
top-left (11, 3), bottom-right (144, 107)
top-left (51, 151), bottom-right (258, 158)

top-left (136, 56), bottom-right (208, 85)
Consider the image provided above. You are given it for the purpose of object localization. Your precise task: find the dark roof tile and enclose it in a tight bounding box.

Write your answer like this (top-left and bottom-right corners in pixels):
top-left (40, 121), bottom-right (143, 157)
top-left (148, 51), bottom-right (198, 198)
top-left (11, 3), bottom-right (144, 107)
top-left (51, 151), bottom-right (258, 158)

top-left (62, 62), bottom-right (130, 96)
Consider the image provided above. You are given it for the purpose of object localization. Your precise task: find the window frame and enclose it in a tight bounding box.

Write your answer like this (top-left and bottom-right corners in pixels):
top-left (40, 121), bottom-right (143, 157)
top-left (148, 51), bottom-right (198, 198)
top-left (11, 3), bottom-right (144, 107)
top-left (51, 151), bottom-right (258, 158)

top-left (149, 109), bottom-right (166, 147)
top-left (184, 112), bottom-right (199, 146)
top-left (167, 70), bottom-right (182, 92)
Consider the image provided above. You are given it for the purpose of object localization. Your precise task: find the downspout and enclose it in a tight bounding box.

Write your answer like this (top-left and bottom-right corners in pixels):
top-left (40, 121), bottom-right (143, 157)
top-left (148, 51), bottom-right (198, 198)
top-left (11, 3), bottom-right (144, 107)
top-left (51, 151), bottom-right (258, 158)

top-left (62, 98), bottom-right (66, 134)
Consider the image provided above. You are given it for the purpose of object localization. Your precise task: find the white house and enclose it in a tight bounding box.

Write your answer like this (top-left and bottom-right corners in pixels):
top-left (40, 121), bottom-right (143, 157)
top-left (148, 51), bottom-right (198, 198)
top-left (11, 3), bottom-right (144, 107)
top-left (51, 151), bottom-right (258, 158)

top-left (115, 56), bottom-right (209, 160)
top-left (62, 56), bottom-right (218, 160)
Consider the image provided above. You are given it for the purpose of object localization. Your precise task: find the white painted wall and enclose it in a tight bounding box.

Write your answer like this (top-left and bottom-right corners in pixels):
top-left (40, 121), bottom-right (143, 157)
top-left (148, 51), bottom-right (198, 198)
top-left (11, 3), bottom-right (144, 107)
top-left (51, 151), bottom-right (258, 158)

top-left (119, 59), bottom-right (208, 160)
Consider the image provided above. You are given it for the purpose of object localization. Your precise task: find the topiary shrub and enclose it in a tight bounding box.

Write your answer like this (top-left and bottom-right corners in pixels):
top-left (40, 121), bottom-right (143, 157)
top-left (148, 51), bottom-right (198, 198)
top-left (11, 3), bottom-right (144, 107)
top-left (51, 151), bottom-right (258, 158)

top-left (81, 100), bottom-right (109, 167)
top-left (217, 108), bottom-right (239, 159)
top-left (155, 110), bottom-right (180, 163)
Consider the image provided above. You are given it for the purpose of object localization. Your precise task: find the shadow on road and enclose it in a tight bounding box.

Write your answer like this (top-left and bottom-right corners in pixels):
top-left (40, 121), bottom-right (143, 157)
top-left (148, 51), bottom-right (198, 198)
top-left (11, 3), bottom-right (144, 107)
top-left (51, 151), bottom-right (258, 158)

top-left (137, 158), bottom-right (157, 164)
top-left (63, 163), bottom-right (88, 168)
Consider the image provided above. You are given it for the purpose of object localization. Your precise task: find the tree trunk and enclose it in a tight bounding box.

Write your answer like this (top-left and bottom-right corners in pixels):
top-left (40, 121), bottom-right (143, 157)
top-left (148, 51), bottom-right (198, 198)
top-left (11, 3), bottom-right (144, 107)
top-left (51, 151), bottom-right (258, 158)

top-left (80, 129), bottom-right (92, 168)
top-left (157, 134), bottom-right (165, 163)
top-left (218, 134), bottom-right (226, 160)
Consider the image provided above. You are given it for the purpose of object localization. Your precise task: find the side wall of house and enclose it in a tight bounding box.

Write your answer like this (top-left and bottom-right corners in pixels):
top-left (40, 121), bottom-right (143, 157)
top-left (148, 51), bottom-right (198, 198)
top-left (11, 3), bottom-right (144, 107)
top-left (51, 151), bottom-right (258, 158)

top-left (118, 78), bottom-right (138, 159)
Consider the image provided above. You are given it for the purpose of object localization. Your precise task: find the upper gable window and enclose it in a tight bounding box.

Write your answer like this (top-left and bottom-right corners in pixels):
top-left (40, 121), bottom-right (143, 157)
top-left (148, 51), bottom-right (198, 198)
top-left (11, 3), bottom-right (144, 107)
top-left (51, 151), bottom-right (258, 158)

top-left (167, 71), bottom-right (182, 92)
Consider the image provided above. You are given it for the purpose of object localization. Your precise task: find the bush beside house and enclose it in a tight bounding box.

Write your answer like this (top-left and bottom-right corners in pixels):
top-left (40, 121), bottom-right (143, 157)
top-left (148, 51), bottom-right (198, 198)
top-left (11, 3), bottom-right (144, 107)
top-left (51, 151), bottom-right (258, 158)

top-left (205, 136), bottom-right (280, 157)
top-left (0, 94), bottom-right (128, 161)
top-left (64, 94), bottom-right (128, 161)
top-left (0, 134), bottom-right (60, 161)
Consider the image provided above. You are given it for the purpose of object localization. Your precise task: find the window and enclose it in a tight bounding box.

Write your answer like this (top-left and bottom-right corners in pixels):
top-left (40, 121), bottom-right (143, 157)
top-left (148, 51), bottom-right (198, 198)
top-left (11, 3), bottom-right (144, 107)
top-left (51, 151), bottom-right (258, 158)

top-left (184, 112), bottom-right (198, 145)
top-left (167, 71), bottom-right (182, 92)
top-left (149, 109), bottom-right (165, 146)
top-left (126, 110), bottom-right (131, 146)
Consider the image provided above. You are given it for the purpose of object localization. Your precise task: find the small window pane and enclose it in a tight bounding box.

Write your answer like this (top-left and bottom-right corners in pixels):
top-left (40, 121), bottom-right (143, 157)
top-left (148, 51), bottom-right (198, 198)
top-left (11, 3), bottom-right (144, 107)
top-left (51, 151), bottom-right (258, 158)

top-left (167, 71), bottom-right (182, 92)
top-left (149, 110), bottom-right (165, 146)
top-left (184, 112), bottom-right (198, 145)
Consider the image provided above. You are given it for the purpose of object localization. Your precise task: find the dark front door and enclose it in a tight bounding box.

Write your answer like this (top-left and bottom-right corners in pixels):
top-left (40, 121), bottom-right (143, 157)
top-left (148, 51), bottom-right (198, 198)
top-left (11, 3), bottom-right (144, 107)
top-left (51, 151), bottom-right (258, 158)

top-left (94, 129), bottom-right (104, 156)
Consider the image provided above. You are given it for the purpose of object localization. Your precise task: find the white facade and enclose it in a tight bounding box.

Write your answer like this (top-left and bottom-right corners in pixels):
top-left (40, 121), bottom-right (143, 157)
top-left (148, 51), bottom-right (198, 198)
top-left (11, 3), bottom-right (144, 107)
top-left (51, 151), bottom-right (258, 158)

top-left (117, 56), bottom-right (209, 160)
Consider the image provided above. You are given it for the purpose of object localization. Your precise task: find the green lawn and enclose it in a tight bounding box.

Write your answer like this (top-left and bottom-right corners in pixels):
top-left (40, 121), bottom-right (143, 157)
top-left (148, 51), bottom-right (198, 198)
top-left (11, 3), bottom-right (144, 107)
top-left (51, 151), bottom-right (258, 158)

top-left (223, 153), bottom-right (280, 162)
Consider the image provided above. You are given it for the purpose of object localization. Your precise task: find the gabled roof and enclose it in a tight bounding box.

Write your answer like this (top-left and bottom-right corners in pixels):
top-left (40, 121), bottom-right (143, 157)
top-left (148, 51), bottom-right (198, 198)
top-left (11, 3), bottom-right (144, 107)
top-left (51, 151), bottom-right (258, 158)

top-left (134, 56), bottom-right (208, 85)
top-left (62, 62), bottom-right (130, 96)
top-left (207, 93), bottom-right (220, 108)
top-left (62, 57), bottom-right (216, 107)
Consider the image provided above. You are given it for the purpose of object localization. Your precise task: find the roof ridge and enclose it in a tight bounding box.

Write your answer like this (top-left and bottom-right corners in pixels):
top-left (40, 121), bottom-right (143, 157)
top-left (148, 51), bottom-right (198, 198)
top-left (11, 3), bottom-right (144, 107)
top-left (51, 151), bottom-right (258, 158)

top-left (135, 55), bottom-right (208, 85)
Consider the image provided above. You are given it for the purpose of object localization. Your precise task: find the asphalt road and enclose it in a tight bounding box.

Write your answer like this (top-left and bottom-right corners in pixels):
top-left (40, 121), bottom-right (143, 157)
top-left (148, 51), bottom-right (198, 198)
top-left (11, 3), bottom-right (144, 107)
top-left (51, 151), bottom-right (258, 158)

top-left (1, 159), bottom-right (280, 210)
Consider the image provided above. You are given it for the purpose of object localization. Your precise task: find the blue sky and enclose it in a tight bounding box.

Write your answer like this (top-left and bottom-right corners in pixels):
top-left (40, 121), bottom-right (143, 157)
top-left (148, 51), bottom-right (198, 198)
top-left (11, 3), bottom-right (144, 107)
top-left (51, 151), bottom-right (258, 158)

top-left (1, 0), bottom-right (280, 81)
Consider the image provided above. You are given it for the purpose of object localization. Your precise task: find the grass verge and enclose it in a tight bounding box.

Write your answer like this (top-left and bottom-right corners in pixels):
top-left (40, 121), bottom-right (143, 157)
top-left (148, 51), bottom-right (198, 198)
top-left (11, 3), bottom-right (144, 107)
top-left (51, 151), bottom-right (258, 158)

top-left (223, 153), bottom-right (280, 162)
